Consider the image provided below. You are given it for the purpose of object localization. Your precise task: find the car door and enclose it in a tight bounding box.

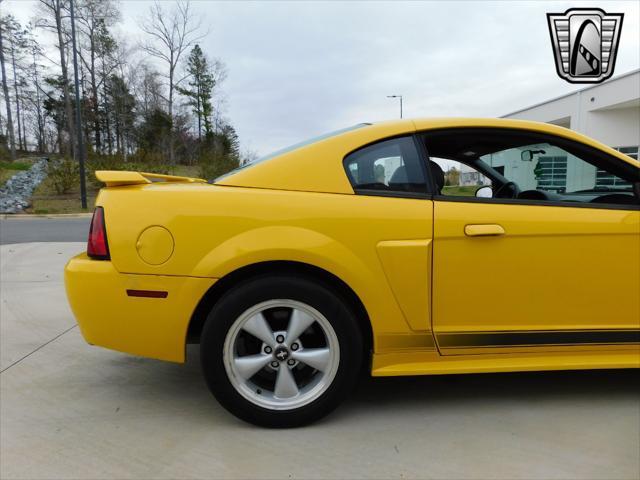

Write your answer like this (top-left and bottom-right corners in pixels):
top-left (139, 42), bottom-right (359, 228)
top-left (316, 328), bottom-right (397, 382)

top-left (425, 127), bottom-right (640, 355)
top-left (342, 135), bottom-right (435, 339)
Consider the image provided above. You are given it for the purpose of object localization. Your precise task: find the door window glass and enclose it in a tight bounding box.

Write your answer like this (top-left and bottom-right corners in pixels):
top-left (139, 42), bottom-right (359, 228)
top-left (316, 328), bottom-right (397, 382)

top-left (423, 129), bottom-right (639, 206)
top-left (481, 143), bottom-right (630, 198)
top-left (430, 158), bottom-right (490, 196)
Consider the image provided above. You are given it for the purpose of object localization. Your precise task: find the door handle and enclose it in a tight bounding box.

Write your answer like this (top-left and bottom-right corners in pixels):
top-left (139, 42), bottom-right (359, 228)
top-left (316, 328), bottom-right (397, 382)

top-left (464, 224), bottom-right (505, 237)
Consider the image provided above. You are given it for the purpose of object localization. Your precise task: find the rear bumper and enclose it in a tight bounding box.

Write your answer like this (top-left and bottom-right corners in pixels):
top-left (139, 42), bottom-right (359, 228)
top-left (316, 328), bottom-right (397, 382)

top-left (64, 253), bottom-right (216, 362)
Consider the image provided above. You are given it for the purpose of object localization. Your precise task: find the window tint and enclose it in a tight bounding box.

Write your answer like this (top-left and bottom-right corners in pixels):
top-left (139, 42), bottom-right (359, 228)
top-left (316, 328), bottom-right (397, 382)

top-left (344, 137), bottom-right (426, 194)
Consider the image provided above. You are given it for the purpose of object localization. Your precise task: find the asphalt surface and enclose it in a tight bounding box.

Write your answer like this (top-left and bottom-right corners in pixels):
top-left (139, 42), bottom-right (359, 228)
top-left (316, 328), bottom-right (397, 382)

top-left (1, 242), bottom-right (639, 479)
top-left (0, 217), bottom-right (90, 244)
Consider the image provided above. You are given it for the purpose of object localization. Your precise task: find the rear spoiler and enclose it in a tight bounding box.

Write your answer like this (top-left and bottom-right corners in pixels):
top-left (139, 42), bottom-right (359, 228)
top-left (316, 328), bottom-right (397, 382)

top-left (95, 170), bottom-right (207, 187)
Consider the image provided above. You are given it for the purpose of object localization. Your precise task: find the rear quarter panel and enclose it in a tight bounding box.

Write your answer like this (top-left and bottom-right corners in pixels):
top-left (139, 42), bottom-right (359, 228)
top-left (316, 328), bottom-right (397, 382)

top-left (98, 184), bottom-right (434, 351)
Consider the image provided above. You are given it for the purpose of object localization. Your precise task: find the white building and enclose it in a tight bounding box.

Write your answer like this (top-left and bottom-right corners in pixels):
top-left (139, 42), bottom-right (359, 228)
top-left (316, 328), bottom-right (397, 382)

top-left (503, 69), bottom-right (639, 153)
top-left (459, 69), bottom-right (640, 189)
top-left (458, 167), bottom-right (491, 186)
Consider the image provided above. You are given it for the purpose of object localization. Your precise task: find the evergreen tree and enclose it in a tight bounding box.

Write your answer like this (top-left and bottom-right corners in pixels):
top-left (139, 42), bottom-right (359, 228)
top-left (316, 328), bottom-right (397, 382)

top-left (177, 44), bottom-right (215, 141)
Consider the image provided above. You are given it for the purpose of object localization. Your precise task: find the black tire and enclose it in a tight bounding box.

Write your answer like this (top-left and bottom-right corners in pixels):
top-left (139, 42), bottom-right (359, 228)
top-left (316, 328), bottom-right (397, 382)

top-left (200, 274), bottom-right (363, 428)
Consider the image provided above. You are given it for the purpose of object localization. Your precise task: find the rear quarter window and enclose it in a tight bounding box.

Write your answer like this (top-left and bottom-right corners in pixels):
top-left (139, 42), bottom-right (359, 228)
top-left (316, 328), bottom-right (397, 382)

top-left (344, 136), bottom-right (427, 195)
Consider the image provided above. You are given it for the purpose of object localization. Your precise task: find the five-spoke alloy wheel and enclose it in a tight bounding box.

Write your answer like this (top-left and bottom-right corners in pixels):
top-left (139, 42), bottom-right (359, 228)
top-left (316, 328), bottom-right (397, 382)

top-left (201, 275), bottom-right (363, 427)
top-left (224, 299), bottom-right (340, 410)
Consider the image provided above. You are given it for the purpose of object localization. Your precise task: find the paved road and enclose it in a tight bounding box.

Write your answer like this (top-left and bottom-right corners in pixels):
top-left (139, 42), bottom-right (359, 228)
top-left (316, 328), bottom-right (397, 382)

top-left (0, 217), bottom-right (90, 245)
top-left (1, 242), bottom-right (639, 479)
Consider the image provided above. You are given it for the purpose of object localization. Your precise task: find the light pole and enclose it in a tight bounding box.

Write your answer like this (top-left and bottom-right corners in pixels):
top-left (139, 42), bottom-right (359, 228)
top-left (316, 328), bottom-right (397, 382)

top-left (69, 0), bottom-right (87, 209)
top-left (387, 95), bottom-right (403, 119)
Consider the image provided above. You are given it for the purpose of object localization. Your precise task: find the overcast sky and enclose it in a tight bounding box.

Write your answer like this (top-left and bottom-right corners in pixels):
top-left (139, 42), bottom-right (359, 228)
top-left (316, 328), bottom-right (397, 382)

top-left (3, 0), bottom-right (639, 155)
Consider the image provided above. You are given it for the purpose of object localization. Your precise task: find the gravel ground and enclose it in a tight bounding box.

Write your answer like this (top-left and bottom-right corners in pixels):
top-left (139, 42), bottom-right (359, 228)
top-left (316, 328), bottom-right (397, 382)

top-left (0, 159), bottom-right (49, 213)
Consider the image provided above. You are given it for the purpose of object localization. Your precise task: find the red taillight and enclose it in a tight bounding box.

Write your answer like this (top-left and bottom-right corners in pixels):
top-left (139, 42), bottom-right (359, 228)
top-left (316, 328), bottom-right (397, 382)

top-left (87, 207), bottom-right (110, 260)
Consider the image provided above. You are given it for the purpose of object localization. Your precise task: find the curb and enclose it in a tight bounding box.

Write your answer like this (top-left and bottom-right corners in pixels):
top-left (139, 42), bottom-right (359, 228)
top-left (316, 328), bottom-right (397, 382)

top-left (0, 213), bottom-right (93, 219)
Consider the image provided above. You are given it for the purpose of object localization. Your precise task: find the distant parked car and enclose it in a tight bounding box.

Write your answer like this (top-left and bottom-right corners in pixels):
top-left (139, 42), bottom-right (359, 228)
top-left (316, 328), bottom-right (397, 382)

top-left (65, 118), bottom-right (640, 427)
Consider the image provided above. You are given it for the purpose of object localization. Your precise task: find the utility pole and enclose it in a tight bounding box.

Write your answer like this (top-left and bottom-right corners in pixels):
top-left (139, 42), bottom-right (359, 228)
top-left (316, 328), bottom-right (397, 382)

top-left (387, 95), bottom-right (403, 119)
top-left (69, 0), bottom-right (87, 209)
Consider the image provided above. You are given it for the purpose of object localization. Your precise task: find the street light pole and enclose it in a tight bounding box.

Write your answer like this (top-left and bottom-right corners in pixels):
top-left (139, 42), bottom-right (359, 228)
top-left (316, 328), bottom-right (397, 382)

top-left (69, 0), bottom-right (87, 209)
top-left (387, 95), bottom-right (403, 119)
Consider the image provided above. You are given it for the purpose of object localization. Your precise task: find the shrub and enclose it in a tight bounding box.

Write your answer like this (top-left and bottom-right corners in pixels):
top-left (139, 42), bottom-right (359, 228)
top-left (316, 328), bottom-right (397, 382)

top-left (197, 150), bottom-right (239, 180)
top-left (49, 158), bottom-right (79, 194)
top-left (129, 149), bottom-right (165, 167)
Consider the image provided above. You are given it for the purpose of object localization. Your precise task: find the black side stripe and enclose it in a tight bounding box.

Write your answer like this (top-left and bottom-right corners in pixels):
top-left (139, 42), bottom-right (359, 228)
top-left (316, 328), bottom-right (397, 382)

top-left (437, 330), bottom-right (640, 348)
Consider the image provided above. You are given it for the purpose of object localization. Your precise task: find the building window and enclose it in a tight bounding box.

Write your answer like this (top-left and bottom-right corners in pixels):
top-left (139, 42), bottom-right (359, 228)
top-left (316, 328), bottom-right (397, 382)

top-left (536, 156), bottom-right (567, 192)
top-left (595, 146), bottom-right (637, 188)
top-left (615, 146), bottom-right (639, 160)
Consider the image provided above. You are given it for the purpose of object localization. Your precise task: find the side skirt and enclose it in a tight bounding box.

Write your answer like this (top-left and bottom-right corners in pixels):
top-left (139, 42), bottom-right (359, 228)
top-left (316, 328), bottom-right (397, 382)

top-left (436, 329), bottom-right (640, 350)
top-left (371, 348), bottom-right (640, 377)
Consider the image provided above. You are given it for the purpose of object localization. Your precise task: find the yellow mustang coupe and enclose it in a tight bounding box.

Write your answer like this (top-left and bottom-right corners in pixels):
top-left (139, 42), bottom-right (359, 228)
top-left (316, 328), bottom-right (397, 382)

top-left (65, 118), bottom-right (640, 427)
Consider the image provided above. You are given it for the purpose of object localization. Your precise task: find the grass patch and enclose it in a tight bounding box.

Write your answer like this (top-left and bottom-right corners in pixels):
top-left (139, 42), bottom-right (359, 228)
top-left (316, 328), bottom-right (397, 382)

top-left (0, 159), bottom-right (34, 187)
top-left (442, 185), bottom-right (481, 196)
top-left (28, 170), bottom-right (97, 214)
top-left (0, 170), bottom-right (15, 186)
top-left (30, 194), bottom-right (97, 215)
top-left (0, 160), bottom-right (31, 171)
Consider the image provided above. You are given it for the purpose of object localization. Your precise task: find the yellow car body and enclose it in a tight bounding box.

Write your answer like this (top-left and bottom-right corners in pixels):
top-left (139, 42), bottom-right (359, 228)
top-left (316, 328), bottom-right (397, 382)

top-left (65, 118), bottom-right (640, 379)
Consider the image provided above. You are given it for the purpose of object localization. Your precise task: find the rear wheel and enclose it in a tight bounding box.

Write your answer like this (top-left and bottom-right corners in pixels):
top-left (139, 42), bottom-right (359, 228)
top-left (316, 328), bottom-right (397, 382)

top-left (200, 275), bottom-right (363, 428)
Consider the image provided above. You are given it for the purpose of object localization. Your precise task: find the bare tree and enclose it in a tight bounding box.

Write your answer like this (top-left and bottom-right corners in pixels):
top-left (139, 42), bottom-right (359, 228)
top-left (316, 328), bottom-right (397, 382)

top-left (76, 0), bottom-right (119, 153)
top-left (3, 16), bottom-right (27, 151)
top-left (0, 93), bottom-right (4, 134)
top-left (109, 40), bottom-right (135, 159)
top-left (37, 0), bottom-right (75, 156)
top-left (0, 14), bottom-right (16, 159)
top-left (139, 63), bottom-right (164, 115)
top-left (25, 23), bottom-right (46, 152)
top-left (241, 148), bottom-right (259, 166)
top-left (140, 0), bottom-right (204, 163)
top-left (99, 31), bottom-right (116, 154)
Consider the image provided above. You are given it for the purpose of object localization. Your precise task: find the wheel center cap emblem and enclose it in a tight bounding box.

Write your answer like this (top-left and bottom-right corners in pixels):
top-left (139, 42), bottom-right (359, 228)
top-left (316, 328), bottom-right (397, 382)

top-left (274, 346), bottom-right (289, 361)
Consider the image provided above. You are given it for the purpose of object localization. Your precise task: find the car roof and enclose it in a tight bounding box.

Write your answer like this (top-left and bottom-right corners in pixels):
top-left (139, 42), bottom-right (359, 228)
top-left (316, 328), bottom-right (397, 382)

top-left (215, 118), bottom-right (639, 194)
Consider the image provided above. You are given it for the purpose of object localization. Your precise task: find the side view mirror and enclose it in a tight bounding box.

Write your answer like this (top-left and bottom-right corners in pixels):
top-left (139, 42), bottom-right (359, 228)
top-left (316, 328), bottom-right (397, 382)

top-left (475, 186), bottom-right (493, 198)
top-left (521, 149), bottom-right (546, 162)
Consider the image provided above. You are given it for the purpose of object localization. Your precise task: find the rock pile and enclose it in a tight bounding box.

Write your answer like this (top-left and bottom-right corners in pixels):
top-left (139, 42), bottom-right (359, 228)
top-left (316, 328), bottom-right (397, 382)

top-left (0, 159), bottom-right (49, 214)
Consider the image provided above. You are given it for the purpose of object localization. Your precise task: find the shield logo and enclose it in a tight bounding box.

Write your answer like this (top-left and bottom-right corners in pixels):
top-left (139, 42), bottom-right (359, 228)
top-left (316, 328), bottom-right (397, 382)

top-left (547, 8), bottom-right (624, 84)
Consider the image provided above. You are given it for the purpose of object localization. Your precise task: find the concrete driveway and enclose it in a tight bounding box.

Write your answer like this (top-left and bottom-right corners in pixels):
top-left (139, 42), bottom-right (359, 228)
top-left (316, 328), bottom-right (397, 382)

top-left (1, 242), bottom-right (639, 479)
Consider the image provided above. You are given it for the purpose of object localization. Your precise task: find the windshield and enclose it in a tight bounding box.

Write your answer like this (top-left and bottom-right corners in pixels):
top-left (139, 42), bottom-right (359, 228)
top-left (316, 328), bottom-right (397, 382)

top-left (215, 123), bottom-right (370, 181)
